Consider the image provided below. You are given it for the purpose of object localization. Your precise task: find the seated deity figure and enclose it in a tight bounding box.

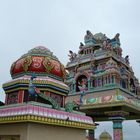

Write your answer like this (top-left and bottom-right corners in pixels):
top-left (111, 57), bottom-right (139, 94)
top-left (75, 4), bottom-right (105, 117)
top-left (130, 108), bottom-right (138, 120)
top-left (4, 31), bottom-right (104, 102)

top-left (79, 42), bottom-right (84, 49)
top-left (68, 50), bottom-right (77, 61)
top-left (125, 55), bottom-right (130, 64)
top-left (78, 78), bottom-right (87, 92)
top-left (84, 30), bottom-right (94, 40)
top-left (110, 33), bottom-right (121, 47)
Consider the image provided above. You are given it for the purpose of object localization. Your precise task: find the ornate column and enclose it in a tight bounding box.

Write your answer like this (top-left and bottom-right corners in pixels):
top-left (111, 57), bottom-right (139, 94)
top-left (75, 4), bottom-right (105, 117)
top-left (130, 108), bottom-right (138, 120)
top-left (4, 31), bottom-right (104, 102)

top-left (73, 80), bottom-right (76, 92)
top-left (90, 78), bottom-right (93, 88)
top-left (88, 78), bottom-right (91, 90)
top-left (88, 129), bottom-right (94, 140)
top-left (18, 90), bottom-right (24, 103)
top-left (88, 123), bottom-right (99, 140)
top-left (110, 117), bottom-right (124, 140)
top-left (105, 111), bottom-right (129, 140)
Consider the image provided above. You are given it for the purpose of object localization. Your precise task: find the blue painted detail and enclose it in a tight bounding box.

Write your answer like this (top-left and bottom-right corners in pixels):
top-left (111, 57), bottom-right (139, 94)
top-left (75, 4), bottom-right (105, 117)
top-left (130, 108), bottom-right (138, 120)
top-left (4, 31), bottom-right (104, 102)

top-left (80, 91), bottom-right (86, 104)
top-left (111, 40), bottom-right (120, 47)
top-left (85, 39), bottom-right (96, 45)
top-left (88, 79), bottom-right (90, 89)
top-left (28, 74), bottom-right (37, 96)
top-left (113, 121), bottom-right (123, 129)
top-left (4, 83), bottom-right (68, 94)
top-left (116, 95), bottom-right (124, 101)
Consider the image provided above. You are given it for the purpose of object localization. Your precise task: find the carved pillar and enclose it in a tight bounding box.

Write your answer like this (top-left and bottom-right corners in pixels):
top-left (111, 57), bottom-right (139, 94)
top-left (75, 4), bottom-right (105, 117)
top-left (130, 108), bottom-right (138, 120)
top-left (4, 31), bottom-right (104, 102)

top-left (90, 78), bottom-right (93, 88)
top-left (113, 75), bottom-right (116, 84)
top-left (18, 90), bottom-right (24, 103)
top-left (88, 129), bottom-right (95, 140)
top-left (73, 80), bottom-right (76, 92)
top-left (88, 78), bottom-right (91, 90)
top-left (88, 123), bottom-right (99, 140)
top-left (105, 111), bottom-right (129, 140)
top-left (110, 117), bottom-right (124, 140)
top-left (5, 94), bottom-right (8, 105)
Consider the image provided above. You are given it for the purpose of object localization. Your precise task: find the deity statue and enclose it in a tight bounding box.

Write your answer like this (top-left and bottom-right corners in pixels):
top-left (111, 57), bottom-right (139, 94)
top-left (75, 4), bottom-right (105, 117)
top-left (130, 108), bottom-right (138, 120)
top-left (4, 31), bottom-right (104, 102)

top-left (84, 30), bottom-right (94, 41)
top-left (79, 42), bottom-right (84, 49)
top-left (68, 50), bottom-right (77, 61)
top-left (125, 55), bottom-right (129, 64)
top-left (110, 33), bottom-right (121, 46)
top-left (114, 33), bottom-right (120, 43)
top-left (78, 78), bottom-right (87, 104)
top-left (78, 78), bottom-right (87, 92)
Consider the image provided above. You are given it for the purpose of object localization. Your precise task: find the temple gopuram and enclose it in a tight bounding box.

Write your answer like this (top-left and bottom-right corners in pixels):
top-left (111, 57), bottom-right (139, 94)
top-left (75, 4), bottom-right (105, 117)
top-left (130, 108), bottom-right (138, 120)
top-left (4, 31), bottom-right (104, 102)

top-left (0, 46), bottom-right (95, 140)
top-left (65, 31), bottom-right (140, 140)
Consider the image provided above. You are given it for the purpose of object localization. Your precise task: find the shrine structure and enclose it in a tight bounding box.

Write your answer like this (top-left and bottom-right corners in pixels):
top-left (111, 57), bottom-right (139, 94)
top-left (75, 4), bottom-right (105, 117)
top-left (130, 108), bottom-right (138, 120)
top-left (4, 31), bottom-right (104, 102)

top-left (0, 46), bottom-right (95, 140)
top-left (0, 31), bottom-right (140, 140)
top-left (66, 31), bottom-right (140, 140)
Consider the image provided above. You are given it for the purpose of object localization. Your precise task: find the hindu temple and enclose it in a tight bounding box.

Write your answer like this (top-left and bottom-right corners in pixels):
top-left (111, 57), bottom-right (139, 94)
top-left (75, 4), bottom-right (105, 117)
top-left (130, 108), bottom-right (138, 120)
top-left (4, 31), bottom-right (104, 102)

top-left (0, 46), bottom-right (95, 140)
top-left (0, 30), bottom-right (140, 140)
top-left (65, 31), bottom-right (140, 140)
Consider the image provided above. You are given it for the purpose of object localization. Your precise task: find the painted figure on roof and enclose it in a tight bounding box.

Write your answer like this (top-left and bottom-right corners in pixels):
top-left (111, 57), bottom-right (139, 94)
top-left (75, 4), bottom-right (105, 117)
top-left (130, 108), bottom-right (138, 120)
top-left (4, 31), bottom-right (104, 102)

top-left (68, 50), bottom-right (77, 61)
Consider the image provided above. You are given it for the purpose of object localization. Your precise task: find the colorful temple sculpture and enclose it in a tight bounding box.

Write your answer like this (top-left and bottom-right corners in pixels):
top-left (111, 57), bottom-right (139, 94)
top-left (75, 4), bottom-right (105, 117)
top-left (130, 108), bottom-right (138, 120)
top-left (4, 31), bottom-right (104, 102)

top-left (66, 31), bottom-right (140, 140)
top-left (0, 46), bottom-right (95, 140)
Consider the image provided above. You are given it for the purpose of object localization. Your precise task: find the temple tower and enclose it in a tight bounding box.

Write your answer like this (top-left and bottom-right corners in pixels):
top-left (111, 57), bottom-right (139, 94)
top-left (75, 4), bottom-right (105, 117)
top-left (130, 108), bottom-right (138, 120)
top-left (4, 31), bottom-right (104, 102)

top-left (66, 31), bottom-right (140, 140)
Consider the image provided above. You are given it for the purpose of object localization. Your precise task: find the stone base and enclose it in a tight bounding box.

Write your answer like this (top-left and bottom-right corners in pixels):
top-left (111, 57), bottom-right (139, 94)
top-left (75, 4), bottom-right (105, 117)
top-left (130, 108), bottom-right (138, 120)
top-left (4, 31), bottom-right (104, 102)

top-left (0, 122), bottom-right (86, 140)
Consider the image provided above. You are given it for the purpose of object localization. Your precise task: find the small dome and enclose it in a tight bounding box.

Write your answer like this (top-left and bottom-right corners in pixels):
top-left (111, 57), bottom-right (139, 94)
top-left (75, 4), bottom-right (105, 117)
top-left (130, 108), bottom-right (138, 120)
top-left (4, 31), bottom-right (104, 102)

top-left (99, 131), bottom-right (112, 140)
top-left (10, 46), bottom-right (66, 80)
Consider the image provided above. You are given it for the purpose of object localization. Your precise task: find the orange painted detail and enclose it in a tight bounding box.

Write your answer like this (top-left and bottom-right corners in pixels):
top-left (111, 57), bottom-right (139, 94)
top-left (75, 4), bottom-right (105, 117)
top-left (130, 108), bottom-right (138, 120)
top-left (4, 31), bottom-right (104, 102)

top-left (18, 90), bottom-right (24, 103)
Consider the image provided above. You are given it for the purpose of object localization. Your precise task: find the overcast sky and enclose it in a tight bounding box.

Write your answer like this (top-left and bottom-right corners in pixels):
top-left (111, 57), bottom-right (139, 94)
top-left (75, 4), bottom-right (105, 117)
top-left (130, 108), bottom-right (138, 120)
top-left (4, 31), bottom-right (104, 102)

top-left (0, 0), bottom-right (140, 139)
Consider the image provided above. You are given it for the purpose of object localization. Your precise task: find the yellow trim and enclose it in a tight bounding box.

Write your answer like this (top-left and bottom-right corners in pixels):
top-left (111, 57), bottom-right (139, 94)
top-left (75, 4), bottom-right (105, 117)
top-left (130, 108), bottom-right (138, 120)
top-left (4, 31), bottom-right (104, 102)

top-left (0, 115), bottom-right (95, 130)
top-left (3, 79), bottom-right (68, 90)
top-left (5, 87), bottom-right (67, 96)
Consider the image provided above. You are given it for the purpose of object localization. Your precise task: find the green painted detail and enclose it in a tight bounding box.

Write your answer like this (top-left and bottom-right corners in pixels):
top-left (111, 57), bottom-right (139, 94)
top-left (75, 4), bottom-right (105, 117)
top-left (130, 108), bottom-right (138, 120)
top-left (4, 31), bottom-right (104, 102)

top-left (43, 57), bottom-right (54, 73)
top-left (37, 93), bottom-right (60, 109)
top-left (103, 83), bottom-right (116, 88)
top-left (116, 95), bottom-right (124, 101)
top-left (88, 79), bottom-right (90, 89)
top-left (23, 56), bottom-right (32, 71)
top-left (86, 98), bottom-right (97, 104)
top-left (113, 121), bottom-right (123, 129)
top-left (65, 101), bottom-right (79, 112)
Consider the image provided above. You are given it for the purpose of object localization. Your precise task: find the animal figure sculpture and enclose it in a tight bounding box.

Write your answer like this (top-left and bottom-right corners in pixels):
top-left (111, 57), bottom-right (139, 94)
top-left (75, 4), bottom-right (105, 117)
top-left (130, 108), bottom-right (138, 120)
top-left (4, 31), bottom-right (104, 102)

top-left (28, 73), bottom-right (38, 97)
top-left (28, 73), bottom-right (60, 109)
top-left (65, 101), bottom-right (80, 112)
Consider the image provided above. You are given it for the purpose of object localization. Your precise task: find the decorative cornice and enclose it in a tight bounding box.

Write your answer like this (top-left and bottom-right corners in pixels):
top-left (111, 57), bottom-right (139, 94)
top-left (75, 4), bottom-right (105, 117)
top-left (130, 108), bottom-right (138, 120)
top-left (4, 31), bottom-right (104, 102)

top-left (0, 103), bottom-right (95, 130)
top-left (0, 115), bottom-right (95, 130)
top-left (105, 111), bottom-right (129, 117)
top-left (3, 79), bottom-right (68, 90)
top-left (4, 87), bottom-right (67, 96)
top-left (79, 95), bottom-right (140, 112)
top-left (3, 76), bottom-right (69, 93)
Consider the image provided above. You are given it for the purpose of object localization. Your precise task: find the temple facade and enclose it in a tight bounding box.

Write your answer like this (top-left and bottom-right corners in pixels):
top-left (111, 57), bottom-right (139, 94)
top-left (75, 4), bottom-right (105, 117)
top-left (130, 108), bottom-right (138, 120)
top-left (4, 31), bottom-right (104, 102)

top-left (66, 31), bottom-right (140, 140)
top-left (0, 31), bottom-right (140, 140)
